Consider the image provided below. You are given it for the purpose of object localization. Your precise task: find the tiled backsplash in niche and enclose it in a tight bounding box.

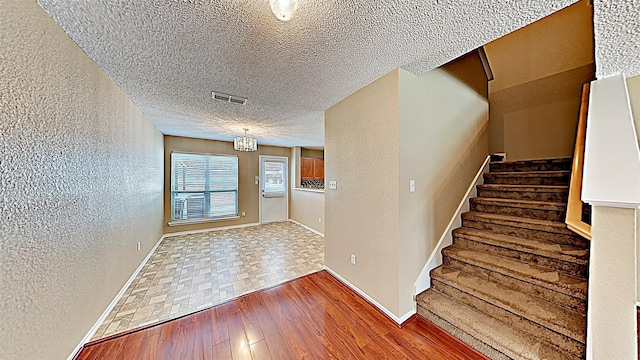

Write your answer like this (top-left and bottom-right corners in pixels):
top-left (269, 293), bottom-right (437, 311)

top-left (301, 179), bottom-right (324, 189)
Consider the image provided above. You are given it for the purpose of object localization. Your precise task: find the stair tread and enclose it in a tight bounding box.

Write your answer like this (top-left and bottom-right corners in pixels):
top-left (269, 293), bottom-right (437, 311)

top-left (443, 245), bottom-right (587, 299)
top-left (432, 266), bottom-right (586, 342)
top-left (417, 290), bottom-right (580, 360)
top-left (487, 171), bottom-right (571, 176)
top-left (477, 184), bottom-right (569, 192)
top-left (463, 211), bottom-right (574, 234)
top-left (470, 197), bottom-right (566, 209)
top-left (453, 227), bottom-right (588, 264)
top-left (493, 157), bottom-right (572, 165)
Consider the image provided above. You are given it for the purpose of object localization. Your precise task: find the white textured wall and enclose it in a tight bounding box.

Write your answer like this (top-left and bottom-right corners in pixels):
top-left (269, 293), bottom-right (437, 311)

top-left (586, 206), bottom-right (638, 359)
top-left (398, 68), bottom-right (489, 316)
top-left (0, 1), bottom-right (164, 359)
top-left (594, 0), bottom-right (640, 78)
top-left (325, 70), bottom-right (401, 316)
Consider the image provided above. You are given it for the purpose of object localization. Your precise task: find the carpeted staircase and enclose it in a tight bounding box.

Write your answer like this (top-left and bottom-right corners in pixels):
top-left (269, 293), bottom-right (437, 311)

top-left (416, 157), bottom-right (589, 360)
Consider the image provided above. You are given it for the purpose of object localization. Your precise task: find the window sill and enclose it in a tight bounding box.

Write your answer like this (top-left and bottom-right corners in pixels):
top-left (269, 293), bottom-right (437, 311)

top-left (168, 215), bottom-right (240, 227)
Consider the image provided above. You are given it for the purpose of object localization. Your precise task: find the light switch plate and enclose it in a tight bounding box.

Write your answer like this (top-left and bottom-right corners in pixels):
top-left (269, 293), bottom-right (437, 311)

top-left (410, 180), bottom-right (415, 193)
top-left (328, 181), bottom-right (337, 190)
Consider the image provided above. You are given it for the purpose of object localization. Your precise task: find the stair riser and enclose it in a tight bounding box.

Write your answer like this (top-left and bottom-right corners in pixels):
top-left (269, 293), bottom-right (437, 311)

top-left (462, 218), bottom-right (588, 248)
top-left (432, 280), bottom-right (585, 357)
top-left (490, 161), bottom-right (572, 173)
top-left (484, 174), bottom-right (570, 186)
top-left (443, 257), bottom-right (586, 313)
top-left (477, 188), bottom-right (568, 203)
top-left (470, 202), bottom-right (565, 222)
top-left (416, 306), bottom-right (512, 360)
top-left (443, 253), bottom-right (586, 300)
top-left (453, 237), bottom-right (587, 278)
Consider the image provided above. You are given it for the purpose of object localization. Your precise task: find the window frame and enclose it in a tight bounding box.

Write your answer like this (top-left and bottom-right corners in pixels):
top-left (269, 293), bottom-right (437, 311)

top-left (168, 151), bottom-right (240, 226)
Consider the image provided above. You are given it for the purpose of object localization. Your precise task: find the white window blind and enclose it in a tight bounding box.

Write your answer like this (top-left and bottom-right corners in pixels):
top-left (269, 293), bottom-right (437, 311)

top-left (171, 152), bottom-right (238, 222)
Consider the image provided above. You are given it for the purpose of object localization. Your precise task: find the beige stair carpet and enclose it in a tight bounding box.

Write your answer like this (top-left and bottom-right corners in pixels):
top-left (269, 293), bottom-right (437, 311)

top-left (417, 157), bottom-right (589, 360)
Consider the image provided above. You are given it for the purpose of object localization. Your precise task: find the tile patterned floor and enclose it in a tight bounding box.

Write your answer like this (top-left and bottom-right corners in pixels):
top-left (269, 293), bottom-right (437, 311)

top-left (92, 222), bottom-right (324, 340)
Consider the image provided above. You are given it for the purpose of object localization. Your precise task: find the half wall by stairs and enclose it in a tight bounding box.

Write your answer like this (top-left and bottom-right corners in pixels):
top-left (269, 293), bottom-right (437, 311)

top-left (417, 157), bottom-right (589, 360)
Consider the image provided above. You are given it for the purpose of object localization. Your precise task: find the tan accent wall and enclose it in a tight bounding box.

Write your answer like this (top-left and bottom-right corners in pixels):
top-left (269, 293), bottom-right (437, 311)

top-left (0, 1), bottom-right (164, 358)
top-left (301, 148), bottom-right (324, 159)
top-left (325, 70), bottom-right (401, 315)
top-left (290, 190), bottom-right (325, 234)
top-left (325, 56), bottom-right (488, 317)
top-left (627, 75), bottom-right (640, 302)
top-left (440, 50), bottom-right (489, 98)
top-left (627, 75), bottom-right (640, 146)
top-left (289, 147), bottom-right (325, 233)
top-left (398, 68), bottom-right (489, 315)
top-left (164, 136), bottom-right (291, 234)
top-left (485, 0), bottom-right (595, 160)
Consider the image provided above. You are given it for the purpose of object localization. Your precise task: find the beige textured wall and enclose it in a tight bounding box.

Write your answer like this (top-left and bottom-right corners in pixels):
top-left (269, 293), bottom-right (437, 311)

top-left (398, 68), bottom-right (489, 315)
top-left (637, 209), bottom-right (640, 303)
top-left (325, 70), bottom-right (401, 315)
top-left (441, 50), bottom-right (488, 98)
top-left (290, 147), bottom-right (325, 233)
top-left (486, 0), bottom-right (594, 160)
top-left (0, 1), bottom-right (164, 359)
top-left (290, 190), bottom-right (325, 234)
top-left (587, 206), bottom-right (638, 359)
top-left (627, 75), bottom-right (640, 302)
top-left (628, 75), bottom-right (640, 145)
top-left (301, 148), bottom-right (324, 159)
top-left (164, 136), bottom-right (291, 234)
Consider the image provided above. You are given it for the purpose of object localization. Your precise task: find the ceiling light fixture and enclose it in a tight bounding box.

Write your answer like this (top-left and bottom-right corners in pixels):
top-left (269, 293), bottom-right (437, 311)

top-left (234, 128), bottom-right (258, 152)
top-left (269, 0), bottom-right (299, 21)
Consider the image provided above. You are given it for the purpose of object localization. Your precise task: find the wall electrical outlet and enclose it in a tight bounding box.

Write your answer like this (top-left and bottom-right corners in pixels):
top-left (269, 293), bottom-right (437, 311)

top-left (242, 211), bottom-right (246, 217)
top-left (136, 242), bottom-right (141, 252)
top-left (410, 180), bottom-right (416, 193)
top-left (350, 254), bottom-right (357, 265)
top-left (328, 180), bottom-right (337, 190)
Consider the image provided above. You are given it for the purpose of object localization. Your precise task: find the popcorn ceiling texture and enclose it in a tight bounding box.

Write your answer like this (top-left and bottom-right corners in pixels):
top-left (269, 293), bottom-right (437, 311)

top-left (0, 1), bottom-right (164, 359)
top-left (36, 0), bottom-right (577, 147)
top-left (594, 0), bottom-right (640, 78)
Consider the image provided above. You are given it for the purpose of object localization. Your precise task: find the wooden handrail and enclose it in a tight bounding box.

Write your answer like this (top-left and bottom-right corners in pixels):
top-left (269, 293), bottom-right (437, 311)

top-left (565, 83), bottom-right (592, 240)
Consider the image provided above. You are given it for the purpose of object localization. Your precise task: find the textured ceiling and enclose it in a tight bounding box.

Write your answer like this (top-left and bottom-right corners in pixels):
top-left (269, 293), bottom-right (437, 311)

top-left (37, 0), bottom-right (577, 148)
top-left (593, 0), bottom-right (640, 78)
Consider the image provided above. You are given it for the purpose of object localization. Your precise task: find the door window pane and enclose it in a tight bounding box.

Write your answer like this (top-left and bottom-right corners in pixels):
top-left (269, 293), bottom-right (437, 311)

top-left (264, 161), bottom-right (285, 193)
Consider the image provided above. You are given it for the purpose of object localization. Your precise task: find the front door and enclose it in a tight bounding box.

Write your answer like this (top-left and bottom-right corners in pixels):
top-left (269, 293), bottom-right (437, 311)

top-left (259, 156), bottom-right (288, 224)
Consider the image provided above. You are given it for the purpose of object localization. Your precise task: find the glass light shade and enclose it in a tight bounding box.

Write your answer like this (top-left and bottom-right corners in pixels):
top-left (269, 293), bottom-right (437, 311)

top-left (269, 0), bottom-right (299, 21)
top-left (234, 135), bottom-right (258, 152)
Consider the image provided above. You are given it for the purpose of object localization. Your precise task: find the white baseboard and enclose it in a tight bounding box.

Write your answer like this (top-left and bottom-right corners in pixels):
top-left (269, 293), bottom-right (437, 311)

top-left (414, 155), bottom-right (491, 295)
top-left (67, 233), bottom-right (165, 360)
top-left (163, 222), bottom-right (260, 238)
top-left (324, 266), bottom-right (415, 325)
top-left (289, 219), bottom-right (325, 237)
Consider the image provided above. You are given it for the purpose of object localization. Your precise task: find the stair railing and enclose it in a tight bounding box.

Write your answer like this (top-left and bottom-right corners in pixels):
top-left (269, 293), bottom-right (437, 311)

top-left (565, 83), bottom-right (592, 240)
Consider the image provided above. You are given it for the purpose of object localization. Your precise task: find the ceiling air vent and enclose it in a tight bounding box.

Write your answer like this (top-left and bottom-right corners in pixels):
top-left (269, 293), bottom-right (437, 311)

top-left (212, 91), bottom-right (247, 105)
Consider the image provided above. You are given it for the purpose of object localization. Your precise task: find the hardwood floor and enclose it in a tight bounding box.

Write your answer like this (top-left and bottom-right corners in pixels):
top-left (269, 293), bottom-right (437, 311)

top-left (78, 271), bottom-right (488, 359)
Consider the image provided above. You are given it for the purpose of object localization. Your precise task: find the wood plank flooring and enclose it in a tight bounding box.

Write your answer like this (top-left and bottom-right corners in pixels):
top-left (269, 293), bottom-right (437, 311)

top-left (78, 271), bottom-right (488, 359)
